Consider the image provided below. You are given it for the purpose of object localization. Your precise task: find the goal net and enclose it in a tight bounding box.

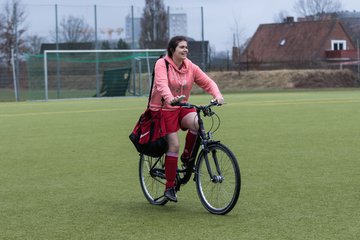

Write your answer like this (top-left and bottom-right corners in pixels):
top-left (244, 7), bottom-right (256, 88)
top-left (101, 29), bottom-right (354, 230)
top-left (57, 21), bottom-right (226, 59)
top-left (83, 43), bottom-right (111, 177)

top-left (26, 49), bottom-right (165, 100)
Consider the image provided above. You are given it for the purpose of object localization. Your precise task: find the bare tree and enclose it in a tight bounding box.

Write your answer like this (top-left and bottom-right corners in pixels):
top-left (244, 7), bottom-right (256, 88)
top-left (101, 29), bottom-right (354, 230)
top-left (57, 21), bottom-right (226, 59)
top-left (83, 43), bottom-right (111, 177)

top-left (273, 10), bottom-right (291, 23)
top-left (25, 34), bottom-right (46, 54)
top-left (139, 0), bottom-right (168, 49)
top-left (57, 15), bottom-right (94, 43)
top-left (231, 15), bottom-right (247, 72)
top-left (232, 16), bottom-right (244, 49)
top-left (0, 0), bottom-right (27, 67)
top-left (293, 0), bottom-right (342, 19)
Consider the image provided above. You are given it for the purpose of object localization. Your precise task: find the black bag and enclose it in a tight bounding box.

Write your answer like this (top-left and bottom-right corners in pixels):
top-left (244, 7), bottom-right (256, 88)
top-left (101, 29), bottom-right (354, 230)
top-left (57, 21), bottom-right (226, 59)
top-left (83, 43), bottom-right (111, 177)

top-left (129, 57), bottom-right (169, 157)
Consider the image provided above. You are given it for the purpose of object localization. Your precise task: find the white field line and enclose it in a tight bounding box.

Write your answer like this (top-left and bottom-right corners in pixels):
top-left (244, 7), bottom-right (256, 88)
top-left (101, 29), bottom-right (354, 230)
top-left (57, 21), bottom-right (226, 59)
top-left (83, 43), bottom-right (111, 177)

top-left (228, 98), bottom-right (360, 107)
top-left (1, 97), bottom-right (360, 117)
top-left (0, 107), bottom-right (144, 117)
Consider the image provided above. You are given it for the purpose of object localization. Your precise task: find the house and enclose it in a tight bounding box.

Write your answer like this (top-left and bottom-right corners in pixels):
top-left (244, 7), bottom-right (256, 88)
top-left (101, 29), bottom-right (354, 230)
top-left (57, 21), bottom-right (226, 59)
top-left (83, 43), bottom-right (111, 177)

top-left (235, 19), bottom-right (357, 70)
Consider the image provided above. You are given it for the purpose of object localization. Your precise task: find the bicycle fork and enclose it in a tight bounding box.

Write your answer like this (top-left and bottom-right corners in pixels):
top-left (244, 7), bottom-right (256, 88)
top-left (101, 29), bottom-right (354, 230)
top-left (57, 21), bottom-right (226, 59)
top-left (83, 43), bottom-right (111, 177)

top-left (202, 146), bottom-right (224, 183)
top-left (196, 110), bottom-right (224, 183)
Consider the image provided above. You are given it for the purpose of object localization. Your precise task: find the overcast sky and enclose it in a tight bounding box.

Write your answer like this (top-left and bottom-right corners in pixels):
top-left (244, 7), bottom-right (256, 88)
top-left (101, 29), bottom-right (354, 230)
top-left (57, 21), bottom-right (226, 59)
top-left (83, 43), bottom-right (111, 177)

top-left (1, 0), bottom-right (360, 52)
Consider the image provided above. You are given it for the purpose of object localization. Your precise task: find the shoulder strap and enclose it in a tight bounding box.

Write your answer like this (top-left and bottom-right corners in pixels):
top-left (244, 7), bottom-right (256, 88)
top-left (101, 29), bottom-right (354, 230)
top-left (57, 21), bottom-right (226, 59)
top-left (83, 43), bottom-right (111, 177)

top-left (147, 56), bottom-right (169, 108)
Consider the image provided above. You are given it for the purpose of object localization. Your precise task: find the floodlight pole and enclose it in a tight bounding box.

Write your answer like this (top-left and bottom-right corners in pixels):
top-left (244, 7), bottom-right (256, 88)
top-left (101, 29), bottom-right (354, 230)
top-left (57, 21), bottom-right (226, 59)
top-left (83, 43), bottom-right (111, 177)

top-left (357, 39), bottom-right (360, 87)
top-left (94, 5), bottom-right (100, 97)
top-left (131, 5), bottom-right (136, 95)
top-left (13, 4), bottom-right (20, 101)
top-left (201, 7), bottom-right (206, 71)
top-left (44, 51), bottom-right (48, 101)
top-left (55, 4), bottom-right (61, 99)
top-left (167, 6), bottom-right (170, 39)
top-left (11, 48), bottom-right (19, 102)
top-left (131, 6), bottom-right (135, 49)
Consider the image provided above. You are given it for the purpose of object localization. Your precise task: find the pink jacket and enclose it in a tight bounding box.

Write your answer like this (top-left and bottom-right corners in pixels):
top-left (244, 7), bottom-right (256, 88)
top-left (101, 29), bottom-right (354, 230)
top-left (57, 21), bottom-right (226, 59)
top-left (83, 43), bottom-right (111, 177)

top-left (149, 55), bottom-right (223, 111)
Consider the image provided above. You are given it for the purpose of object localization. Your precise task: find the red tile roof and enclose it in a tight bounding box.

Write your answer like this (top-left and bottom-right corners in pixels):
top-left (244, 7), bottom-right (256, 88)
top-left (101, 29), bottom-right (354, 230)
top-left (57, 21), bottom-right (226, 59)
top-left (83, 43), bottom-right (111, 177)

top-left (239, 20), bottom-right (355, 64)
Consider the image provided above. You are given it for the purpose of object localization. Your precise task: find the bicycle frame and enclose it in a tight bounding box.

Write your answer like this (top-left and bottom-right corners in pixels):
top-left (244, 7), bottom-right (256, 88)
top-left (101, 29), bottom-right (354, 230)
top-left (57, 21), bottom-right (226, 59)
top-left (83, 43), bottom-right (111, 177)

top-left (147, 102), bottom-right (223, 186)
top-left (178, 103), bottom-right (224, 184)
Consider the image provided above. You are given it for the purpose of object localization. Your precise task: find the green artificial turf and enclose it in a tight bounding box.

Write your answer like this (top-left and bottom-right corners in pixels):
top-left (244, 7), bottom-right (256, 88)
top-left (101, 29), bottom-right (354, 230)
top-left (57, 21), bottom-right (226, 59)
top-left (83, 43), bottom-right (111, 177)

top-left (0, 89), bottom-right (359, 239)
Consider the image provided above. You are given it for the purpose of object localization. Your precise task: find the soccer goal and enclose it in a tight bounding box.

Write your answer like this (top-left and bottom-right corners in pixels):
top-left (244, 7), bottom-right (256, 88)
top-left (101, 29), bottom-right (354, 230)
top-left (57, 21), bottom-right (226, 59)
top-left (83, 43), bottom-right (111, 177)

top-left (26, 49), bottom-right (165, 101)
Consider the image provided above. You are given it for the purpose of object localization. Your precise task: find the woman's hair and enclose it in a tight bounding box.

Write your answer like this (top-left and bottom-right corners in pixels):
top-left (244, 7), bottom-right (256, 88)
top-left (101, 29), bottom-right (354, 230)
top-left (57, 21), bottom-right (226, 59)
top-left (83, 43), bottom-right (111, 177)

top-left (167, 36), bottom-right (188, 57)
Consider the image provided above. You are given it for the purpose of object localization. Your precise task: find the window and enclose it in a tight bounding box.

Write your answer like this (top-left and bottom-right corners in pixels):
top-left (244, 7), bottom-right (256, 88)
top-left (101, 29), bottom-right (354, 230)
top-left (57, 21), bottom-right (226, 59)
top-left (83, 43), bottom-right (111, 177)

top-left (331, 40), bottom-right (346, 50)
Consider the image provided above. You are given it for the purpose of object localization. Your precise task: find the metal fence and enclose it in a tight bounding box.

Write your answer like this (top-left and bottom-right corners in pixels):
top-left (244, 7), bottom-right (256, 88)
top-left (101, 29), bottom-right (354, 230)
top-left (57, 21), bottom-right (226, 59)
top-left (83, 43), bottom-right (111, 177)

top-left (0, 3), bottom-right (205, 101)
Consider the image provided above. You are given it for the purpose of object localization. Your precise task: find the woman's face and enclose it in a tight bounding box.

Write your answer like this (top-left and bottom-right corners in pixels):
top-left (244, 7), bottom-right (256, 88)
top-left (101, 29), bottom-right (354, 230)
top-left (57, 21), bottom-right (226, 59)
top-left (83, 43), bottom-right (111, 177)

top-left (173, 41), bottom-right (188, 62)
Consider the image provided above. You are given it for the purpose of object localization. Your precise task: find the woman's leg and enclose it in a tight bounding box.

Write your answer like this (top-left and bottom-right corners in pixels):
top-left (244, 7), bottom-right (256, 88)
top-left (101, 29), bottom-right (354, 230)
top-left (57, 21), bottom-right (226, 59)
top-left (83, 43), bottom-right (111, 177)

top-left (165, 132), bottom-right (179, 189)
top-left (180, 112), bottom-right (199, 161)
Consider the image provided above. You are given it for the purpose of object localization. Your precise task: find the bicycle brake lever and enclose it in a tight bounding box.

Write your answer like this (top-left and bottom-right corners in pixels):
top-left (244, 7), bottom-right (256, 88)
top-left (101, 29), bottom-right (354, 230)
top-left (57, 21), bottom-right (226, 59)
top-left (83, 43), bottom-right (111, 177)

top-left (210, 99), bottom-right (223, 106)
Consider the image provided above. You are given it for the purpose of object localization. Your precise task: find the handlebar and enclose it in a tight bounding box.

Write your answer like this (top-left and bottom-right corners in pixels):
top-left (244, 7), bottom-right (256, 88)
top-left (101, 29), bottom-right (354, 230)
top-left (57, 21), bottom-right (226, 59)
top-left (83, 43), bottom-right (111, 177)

top-left (171, 100), bottom-right (221, 117)
top-left (171, 100), bottom-right (222, 136)
top-left (171, 100), bottom-right (221, 107)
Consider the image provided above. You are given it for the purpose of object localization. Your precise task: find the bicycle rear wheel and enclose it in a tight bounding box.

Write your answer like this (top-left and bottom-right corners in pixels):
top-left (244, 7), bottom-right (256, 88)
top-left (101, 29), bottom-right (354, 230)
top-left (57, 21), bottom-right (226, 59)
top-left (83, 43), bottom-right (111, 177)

top-left (195, 142), bottom-right (241, 215)
top-left (139, 154), bottom-right (168, 205)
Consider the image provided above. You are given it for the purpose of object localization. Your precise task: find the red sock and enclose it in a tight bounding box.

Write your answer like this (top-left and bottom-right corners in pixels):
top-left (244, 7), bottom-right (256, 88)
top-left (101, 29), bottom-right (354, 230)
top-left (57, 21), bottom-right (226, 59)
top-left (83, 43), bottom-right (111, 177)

top-left (165, 153), bottom-right (178, 188)
top-left (182, 130), bottom-right (197, 159)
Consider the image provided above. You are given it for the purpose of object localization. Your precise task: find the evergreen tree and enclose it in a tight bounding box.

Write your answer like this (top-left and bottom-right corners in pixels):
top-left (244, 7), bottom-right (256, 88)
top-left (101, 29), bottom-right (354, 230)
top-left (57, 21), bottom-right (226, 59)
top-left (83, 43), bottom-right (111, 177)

top-left (101, 40), bottom-right (111, 50)
top-left (117, 39), bottom-right (129, 49)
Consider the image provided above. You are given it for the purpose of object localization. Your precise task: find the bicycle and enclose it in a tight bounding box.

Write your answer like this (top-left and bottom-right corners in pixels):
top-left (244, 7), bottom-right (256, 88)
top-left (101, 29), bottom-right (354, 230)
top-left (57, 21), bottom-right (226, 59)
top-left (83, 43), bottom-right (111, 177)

top-left (138, 100), bottom-right (241, 215)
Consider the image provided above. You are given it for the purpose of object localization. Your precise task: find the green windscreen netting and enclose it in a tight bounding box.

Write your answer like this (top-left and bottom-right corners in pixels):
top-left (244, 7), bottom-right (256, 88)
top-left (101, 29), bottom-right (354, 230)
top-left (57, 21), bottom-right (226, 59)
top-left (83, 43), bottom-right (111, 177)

top-left (26, 50), bottom-right (165, 100)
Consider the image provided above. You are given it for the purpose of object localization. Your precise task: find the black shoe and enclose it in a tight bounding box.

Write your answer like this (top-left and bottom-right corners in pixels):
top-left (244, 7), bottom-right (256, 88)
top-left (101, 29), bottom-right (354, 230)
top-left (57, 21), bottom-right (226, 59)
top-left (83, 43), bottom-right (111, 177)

top-left (164, 187), bottom-right (177, 202)
top-left (181, 155), bottom-right (194, 169)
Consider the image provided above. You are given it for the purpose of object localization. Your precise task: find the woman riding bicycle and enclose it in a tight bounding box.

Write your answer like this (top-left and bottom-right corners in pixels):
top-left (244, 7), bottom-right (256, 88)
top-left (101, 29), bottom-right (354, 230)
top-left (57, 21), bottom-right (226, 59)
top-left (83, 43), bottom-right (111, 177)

top-left (149, 35), bottom-right (224, 202)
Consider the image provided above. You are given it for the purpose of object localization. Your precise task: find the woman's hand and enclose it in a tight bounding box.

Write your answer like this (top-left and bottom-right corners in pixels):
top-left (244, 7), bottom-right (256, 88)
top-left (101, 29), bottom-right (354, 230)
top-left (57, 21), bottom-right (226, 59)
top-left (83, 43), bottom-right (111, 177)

top-left (212, 97), bottom-right (225, 105)
top-left (170, 95), bottom-right (186, 105)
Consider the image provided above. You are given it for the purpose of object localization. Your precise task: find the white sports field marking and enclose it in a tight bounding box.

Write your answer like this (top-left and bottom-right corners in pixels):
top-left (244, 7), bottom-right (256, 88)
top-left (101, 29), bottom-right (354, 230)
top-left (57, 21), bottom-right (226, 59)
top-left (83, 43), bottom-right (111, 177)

top-left (228, 98), bottom-right (360, 107)
top-left (1, 97), bottom-right (360, 117)
top-left (0, 107), bottom-right (144, 117)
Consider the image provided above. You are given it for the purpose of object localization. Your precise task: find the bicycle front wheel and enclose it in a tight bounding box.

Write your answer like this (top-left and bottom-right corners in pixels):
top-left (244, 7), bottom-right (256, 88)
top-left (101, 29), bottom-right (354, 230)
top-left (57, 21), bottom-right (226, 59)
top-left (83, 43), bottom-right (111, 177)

top-left (195, 142), bottom-right (241, 215)
top-left (139, 154), bottom-right (168, 205)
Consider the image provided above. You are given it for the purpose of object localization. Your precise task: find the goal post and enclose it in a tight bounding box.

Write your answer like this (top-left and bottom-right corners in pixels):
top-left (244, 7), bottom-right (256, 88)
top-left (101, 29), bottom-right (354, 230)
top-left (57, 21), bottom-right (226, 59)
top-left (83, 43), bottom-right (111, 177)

top-left (28, 49), bottom-right (165, 101)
